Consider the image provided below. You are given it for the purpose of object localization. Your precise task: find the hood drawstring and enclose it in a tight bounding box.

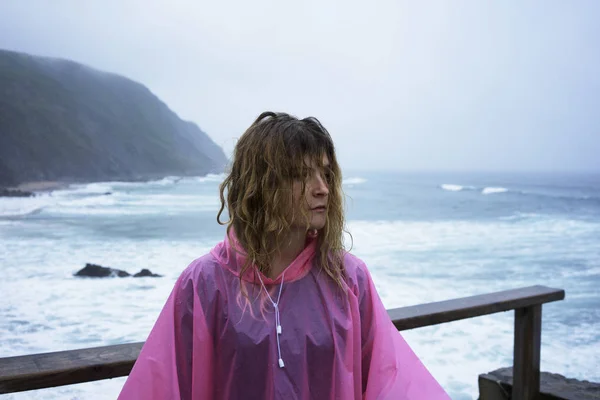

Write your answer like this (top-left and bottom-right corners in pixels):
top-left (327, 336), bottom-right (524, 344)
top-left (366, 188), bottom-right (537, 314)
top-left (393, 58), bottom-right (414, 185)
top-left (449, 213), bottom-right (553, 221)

top-left (256, 271), bottom-right (286, 368)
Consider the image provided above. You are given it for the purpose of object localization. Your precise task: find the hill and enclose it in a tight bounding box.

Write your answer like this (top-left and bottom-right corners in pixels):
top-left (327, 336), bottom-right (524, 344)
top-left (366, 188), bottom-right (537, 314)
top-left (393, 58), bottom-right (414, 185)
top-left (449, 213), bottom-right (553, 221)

top-left (0, 49), bottom-right (228, 188)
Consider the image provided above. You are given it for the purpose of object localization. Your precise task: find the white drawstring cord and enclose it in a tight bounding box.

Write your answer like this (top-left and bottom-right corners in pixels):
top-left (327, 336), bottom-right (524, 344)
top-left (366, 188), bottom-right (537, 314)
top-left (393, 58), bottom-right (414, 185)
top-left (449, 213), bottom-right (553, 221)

top-left (256, 270), bottom-right (286, 368)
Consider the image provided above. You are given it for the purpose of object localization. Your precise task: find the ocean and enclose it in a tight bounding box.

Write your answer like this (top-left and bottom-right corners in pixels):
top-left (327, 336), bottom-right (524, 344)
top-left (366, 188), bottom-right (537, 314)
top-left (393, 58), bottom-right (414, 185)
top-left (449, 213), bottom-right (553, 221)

top-left (1, 171), bottom-right (599, 399)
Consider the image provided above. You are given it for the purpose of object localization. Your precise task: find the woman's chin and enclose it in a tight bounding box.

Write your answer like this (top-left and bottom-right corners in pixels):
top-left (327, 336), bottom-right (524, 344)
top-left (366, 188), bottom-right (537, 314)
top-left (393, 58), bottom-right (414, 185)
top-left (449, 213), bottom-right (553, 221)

top-left (309, 218), bottom-right (326, 231)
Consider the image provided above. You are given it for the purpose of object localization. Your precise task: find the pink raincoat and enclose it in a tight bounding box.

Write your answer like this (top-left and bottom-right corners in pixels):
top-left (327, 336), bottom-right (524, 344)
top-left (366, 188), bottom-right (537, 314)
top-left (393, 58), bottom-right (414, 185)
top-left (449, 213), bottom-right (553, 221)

top-left (118, 233), bottom-right (449, 399)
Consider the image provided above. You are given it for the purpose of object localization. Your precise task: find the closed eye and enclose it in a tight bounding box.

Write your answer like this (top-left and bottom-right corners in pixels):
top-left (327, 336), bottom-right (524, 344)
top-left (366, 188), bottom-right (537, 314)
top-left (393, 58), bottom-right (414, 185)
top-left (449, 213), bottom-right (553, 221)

top-left (323, 167), bottom-right (333, 182)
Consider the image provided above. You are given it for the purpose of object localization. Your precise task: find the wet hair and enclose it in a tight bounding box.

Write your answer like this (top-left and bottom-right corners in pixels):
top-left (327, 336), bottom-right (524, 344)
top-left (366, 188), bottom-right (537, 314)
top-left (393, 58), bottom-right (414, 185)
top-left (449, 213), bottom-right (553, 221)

top-left (217, 111), bottom-right (347, 288)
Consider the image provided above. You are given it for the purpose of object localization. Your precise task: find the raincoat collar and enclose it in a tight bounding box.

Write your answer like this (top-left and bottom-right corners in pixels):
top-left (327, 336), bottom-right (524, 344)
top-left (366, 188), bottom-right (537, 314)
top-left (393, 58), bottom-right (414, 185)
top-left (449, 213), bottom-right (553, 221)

top-left (211, 229), bottom-right (318, 284)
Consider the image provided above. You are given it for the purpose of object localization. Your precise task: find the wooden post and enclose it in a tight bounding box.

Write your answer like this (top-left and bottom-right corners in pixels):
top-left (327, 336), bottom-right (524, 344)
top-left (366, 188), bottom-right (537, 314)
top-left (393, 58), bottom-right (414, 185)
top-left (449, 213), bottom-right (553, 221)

top-left (513, 305), bottom-right (542, 400)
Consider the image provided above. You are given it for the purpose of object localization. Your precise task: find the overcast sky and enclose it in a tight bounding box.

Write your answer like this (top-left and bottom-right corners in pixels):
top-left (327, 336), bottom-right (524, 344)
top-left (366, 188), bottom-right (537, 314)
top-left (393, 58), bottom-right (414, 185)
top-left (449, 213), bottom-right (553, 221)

top-left (1, 1), bottom-right (599, 172)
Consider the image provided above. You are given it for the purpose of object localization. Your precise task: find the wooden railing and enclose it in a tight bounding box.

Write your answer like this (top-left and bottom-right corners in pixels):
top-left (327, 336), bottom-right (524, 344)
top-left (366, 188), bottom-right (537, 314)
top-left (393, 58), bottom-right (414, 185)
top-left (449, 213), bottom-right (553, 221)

top-left (0, 285), bottom-right (565, 399)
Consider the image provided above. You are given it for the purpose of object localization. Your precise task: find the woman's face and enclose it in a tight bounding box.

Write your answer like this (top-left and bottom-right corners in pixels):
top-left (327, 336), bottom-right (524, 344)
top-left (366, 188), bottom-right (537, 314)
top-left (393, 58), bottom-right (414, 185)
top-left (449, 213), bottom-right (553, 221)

top-left (290, 155), bottom-right (331, 232)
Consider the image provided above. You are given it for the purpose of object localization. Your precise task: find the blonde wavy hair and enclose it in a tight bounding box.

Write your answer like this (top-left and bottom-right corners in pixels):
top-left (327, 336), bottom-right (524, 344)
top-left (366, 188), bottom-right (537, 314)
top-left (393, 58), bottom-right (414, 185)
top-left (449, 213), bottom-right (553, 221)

top-left (217, 111), bottom-right (347, 288)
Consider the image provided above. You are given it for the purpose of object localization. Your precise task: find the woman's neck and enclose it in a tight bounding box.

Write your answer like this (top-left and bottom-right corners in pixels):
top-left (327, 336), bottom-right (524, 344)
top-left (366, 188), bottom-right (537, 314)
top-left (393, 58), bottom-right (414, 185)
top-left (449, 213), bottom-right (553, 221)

top-left (268, 230), bottom-right (308, 279)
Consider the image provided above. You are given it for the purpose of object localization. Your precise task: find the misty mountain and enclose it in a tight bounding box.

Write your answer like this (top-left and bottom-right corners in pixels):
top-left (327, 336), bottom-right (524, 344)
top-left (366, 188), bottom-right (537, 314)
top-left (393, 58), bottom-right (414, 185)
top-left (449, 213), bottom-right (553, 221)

top-left (0, 49), bottom-right (228, 187)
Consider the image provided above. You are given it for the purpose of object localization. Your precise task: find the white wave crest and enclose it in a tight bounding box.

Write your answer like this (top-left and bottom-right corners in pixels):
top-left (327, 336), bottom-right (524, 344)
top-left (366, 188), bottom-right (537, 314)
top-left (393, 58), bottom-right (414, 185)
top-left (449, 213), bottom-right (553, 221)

top-left (121, 194), bottom-right (219, 208)
top-left (59, 177), bottom-right (181, 194)
top-left (146, 176), bottom-right (180, 186)
top-left (44, 193), bottom-right (220, 216)
top-left (560, 266), bottom-right (600, 278)
top-left (440, 184), bottom-right (478, 192)
top-left (56, 195), bottom-right (117, 208)
top-left (0, 197), bottom-right (49, 218)
top-left (482, 187), bottom-right (508, 195)
top-left (195, 173), bottom-right (226, 183)
top-left (500, 212), bottom-right (541, 221)
top-left (441, 184), bottom-right (464, 192)
top-left (343, 177), bottom-right (367, 185)
top-left (102, 177), bottom-right (181, 189)
top-left (64, 183), bottom-right (114, 195)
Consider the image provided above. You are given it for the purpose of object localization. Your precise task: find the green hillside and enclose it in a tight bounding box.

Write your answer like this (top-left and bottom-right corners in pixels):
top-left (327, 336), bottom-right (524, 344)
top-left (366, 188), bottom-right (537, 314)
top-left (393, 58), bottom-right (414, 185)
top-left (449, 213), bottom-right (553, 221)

top-left (0, 49), bottom-right (227, 187)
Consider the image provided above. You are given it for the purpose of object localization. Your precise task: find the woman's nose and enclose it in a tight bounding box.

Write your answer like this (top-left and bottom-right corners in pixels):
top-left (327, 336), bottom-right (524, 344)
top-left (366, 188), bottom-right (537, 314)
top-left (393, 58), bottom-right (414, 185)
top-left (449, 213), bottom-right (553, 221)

top-left (311, 174), bottom-right (329, 196)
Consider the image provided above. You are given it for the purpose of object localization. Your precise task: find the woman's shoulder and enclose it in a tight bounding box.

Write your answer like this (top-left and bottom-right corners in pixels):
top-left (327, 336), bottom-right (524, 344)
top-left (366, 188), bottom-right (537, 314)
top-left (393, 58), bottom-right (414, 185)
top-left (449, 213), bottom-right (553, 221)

top-left (177, 252), bottom-right (222, 284)
top-left (340, 251), bottom-right (372, 288)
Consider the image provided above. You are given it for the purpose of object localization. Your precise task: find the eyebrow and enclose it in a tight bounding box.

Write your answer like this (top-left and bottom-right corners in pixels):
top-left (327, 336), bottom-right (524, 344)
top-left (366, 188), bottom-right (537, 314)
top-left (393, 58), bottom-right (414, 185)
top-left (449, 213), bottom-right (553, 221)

top-left (303, 158), bottom-right (330, 169)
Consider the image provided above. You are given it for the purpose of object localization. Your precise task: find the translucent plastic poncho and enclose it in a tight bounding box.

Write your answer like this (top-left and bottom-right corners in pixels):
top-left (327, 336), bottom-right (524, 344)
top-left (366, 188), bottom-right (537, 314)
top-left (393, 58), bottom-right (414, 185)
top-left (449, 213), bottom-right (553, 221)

top-left (118, 232), bottom-right (450, 399)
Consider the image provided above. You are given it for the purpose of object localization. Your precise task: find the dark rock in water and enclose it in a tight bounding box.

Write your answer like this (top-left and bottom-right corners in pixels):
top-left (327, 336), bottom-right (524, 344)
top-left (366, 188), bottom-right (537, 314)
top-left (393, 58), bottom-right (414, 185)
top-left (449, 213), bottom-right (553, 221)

top-left (74, 263), bottom-right (130, 278)
top-left (133, 268), bottom-right (162, 278)
top-left (0, 188), bottom-right (34, 197)
top-left (74, 264), bottom-right (162, 278)
top-left (479, 366), bottom-right (600, 399)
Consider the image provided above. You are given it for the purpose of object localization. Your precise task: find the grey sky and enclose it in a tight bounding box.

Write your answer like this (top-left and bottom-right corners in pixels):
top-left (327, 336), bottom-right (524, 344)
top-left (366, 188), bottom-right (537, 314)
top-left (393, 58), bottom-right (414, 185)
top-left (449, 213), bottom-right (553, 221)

top-left (1, 1), bottom-right (599, 172)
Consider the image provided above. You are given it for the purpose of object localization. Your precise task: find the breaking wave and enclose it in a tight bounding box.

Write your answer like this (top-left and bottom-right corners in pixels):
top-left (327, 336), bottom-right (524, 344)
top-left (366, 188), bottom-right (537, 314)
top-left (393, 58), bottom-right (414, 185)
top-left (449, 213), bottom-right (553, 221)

top-left (343, 177), bottom-right (367, 185)
top-left (0, 175), bottom-right (224, 219)
top-left (441, 183), bottom-right (599, 202)
top-left (441, 184), bottom-right (466, 192)
top-left (482, 187), bottom-right (508, 195)
top-left (0, 194), bottom-right (56, 218)
top-left (441, 184), bottom-right (509, 195)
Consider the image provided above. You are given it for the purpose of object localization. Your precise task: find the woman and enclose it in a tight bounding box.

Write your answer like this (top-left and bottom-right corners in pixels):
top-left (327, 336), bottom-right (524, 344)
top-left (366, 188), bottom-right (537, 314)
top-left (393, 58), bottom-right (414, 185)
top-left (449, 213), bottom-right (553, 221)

top-left (118, 112), bottom-right (449, 399)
